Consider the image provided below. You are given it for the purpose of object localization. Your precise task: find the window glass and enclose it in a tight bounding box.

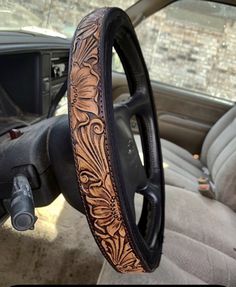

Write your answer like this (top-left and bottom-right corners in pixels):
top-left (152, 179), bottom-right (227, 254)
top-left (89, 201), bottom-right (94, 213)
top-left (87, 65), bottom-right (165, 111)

top-left (115, 0), bottom-right (236, 101)
top-left (0, 0), bottom-right (135, 38)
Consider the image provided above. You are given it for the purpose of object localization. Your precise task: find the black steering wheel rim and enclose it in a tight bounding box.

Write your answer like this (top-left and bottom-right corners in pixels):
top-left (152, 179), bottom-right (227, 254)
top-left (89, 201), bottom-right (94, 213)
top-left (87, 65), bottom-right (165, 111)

top-left (68, 7), bottom-right (165, 273)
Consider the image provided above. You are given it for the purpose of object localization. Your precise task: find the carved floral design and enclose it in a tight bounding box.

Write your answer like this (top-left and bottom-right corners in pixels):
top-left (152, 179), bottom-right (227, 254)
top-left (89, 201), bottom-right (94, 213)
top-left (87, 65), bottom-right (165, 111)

top-left (68, 8), bottom-right (144, 273)
top-left (86, 181), bottom-right (123, 237)
top-left (70, 66), bottom-right (99, 127)
top-left (101, 235), bottom-right (145, 273)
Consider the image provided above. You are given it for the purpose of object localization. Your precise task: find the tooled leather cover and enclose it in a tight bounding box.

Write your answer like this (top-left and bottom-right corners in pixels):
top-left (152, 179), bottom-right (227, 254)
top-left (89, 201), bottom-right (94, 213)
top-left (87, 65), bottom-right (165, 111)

top-left (68, 8), bottom-right (145, 273)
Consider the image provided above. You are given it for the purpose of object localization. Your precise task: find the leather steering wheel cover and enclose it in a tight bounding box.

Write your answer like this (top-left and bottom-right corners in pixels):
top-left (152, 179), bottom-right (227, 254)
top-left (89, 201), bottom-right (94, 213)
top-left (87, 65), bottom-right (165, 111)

top-left (68, 8), bottom-right (164, 273)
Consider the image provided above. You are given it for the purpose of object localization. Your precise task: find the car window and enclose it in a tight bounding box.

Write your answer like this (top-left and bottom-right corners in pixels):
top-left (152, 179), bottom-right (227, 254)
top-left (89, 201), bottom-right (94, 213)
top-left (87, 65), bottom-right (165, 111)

top-left (113, 0), bottom-right (236, 102)
top-left (0, 0), bottom-right (135, 38)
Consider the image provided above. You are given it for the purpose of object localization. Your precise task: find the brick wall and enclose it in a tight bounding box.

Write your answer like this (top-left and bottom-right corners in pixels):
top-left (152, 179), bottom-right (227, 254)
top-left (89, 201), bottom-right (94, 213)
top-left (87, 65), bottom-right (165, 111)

top-left (135, 5), bottom-right (236, 101)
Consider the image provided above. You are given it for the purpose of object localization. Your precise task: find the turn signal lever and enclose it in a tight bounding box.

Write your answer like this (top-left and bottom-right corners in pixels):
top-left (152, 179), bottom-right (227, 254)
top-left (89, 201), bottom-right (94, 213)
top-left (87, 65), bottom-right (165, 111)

top-left (10, 174), bottom-right (37, 231)
top-left (0, 115), bottom-right (84, 226)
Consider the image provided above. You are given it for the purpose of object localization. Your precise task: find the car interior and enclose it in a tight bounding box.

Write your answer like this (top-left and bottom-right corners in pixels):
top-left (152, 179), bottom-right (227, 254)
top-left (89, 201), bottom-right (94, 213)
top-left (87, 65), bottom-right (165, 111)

top-left (0, 0), bottom-right (236, 285)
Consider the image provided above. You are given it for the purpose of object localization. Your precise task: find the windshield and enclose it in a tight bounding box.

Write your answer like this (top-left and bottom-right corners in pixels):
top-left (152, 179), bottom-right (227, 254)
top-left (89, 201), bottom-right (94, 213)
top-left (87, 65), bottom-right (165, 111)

top-left (0, 0), bottom-right (136, 38)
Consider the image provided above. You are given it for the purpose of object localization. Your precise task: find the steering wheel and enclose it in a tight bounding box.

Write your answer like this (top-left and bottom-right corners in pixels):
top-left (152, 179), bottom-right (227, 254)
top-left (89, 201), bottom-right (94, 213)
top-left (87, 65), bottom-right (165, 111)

top-left (68, 8), bottom-right (165, 273)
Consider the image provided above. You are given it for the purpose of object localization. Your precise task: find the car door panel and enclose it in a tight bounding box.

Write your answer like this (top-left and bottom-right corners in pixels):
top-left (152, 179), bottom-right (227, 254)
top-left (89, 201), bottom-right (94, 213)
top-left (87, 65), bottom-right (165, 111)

top-left (152, 82), bottom-right (233, 153)
top-left (158, 113), bottom-right (211, 153)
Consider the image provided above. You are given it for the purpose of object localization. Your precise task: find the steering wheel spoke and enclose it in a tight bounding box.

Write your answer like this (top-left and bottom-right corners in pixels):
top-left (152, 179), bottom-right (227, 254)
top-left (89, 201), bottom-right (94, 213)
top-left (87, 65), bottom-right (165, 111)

top-left (125, 90), bottom-right (150, 116)
top-left (114, 103), bottom-right (148, 194)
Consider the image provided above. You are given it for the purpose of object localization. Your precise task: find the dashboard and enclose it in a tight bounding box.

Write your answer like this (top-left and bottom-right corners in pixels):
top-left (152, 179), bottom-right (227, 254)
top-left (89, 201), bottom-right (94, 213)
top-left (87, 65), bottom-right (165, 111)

top-left (0, 32), bottom-right (72, 221)
top-left (0, 31), bottom-right (70, 135)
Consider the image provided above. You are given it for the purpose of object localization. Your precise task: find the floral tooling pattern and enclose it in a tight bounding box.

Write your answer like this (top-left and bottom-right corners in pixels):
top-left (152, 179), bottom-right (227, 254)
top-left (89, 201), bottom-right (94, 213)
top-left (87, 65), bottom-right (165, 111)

top-left (68, 8), bottom-right (144, 273)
